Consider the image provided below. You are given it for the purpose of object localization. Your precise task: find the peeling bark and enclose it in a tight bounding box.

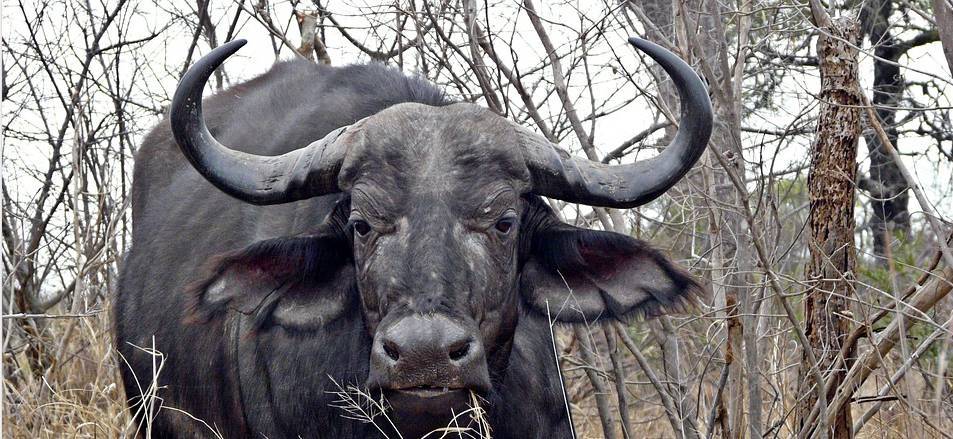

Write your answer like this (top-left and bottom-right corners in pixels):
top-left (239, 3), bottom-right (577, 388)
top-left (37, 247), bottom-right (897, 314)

top-left (796, 15), bottom-right (862, 439)
top-left (295, 9), bottom-right (332, 65)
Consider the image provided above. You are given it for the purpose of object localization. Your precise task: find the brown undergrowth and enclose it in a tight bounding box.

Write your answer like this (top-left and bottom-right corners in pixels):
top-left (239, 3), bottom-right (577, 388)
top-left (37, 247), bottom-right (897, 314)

top-left (3, 304), bottom-right (950, 438)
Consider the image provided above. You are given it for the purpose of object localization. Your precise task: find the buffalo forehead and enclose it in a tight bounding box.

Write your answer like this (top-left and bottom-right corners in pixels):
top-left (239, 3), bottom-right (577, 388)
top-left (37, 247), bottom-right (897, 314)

top-left (345, 102), bottom-right (531, 201)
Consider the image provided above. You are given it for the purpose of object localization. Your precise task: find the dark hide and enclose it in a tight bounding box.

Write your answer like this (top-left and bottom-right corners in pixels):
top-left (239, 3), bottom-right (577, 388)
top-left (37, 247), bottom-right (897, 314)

top-left (185, 199), bottom-right (355, 331)
top-left (519, 198), bottom-right (704, 322)
top-left (117, 60), bottom-right (703, 438)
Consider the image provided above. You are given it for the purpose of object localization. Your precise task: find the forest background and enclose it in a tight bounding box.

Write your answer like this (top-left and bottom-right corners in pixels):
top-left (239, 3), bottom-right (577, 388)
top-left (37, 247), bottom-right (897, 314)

top-left (3, 0), bottom-right (953, 437)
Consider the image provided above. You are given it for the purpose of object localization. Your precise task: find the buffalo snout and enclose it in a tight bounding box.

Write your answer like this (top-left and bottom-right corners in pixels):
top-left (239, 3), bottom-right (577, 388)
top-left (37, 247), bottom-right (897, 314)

top-left (367, 314), bottom-right (491, 393)
top-left (366, 314), bottom-right (492, 436)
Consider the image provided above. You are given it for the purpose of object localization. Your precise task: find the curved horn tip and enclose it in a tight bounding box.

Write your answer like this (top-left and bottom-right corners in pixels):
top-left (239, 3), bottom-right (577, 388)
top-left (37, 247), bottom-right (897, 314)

top-left (626, 37), bottom-right (671, 59)
top-left (627, 36), bottom-right (649, 47)
top-left (172, 39), bottom-right (247, 108)
top-left (209, 39), bottom-right (248, 61)
top-left (187, 39), bottom-right (248, 74)
top-left (224, 38), bottom-right (248, 49)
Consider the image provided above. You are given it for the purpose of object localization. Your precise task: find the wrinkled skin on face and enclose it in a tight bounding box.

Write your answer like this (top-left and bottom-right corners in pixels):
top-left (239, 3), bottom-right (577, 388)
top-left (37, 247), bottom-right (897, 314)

top-left (339, 103), bottom-right (531, 430)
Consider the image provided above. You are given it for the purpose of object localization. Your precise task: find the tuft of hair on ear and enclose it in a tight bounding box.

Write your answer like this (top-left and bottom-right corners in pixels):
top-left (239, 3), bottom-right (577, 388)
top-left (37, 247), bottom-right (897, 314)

top-left (606, 235), bottom-right (708, 320)
top-left (622, 266), bottom-right (707, 322)
top-left (183, 233), bottom-right (350, 325)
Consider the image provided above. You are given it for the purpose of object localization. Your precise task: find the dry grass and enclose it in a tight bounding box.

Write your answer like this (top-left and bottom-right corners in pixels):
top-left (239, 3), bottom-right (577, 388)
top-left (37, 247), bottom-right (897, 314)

top-left (3, 308), bottom-right (133, 438)
top-left (3, 305), bottom-right (951, 439)
top-left (328, 380), bottom-right (492, 439)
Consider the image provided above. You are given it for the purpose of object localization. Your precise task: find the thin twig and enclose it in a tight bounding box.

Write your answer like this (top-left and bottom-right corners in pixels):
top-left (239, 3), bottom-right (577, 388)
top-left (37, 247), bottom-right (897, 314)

top-left (861, 93), bottom-right (953, 269)
top-left (2, 311), bottom-right (101, 320)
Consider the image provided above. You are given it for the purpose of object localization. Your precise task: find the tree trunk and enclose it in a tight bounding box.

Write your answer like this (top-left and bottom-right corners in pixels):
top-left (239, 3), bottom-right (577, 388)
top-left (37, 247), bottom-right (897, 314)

top-left (936, 0), bottom-right (953, 74)
top-left (796, 13), bottom-right (862, 439)
top-left (859, 0), bottom-right (910, 259)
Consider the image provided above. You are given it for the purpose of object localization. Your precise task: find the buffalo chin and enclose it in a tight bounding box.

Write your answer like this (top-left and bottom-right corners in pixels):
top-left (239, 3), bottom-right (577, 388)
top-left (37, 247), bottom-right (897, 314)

top-left (385, 387), bottom-right (474, 437)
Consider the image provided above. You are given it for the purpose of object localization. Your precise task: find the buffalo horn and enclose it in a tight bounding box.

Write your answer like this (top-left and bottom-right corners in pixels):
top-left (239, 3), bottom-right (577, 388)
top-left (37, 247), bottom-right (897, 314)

top-left (518, 37), bottom-right (713, 208)
top-left (171, 39), bottom-right (351, 205)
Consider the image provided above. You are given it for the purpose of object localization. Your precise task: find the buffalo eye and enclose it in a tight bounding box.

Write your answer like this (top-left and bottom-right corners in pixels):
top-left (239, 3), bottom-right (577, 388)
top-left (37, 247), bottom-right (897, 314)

top-left (352, 219), bottom-right (371, 237)
top-left (494, 217), bottom-right (516, 235)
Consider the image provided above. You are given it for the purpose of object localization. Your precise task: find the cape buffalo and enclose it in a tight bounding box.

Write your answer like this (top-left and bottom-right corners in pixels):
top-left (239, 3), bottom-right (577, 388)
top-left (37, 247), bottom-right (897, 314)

top-left (116, 37), bottom-right (712, 438)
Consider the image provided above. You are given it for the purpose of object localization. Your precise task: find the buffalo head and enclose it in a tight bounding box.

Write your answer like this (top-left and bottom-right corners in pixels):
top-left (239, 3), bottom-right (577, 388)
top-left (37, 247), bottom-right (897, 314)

top-left (173, 38), bottom-right (711, 435)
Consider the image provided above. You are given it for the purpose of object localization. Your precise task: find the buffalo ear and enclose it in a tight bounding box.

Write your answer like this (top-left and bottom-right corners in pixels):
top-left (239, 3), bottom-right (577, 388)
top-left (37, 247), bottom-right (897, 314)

top-left (187, 233), bottom-right (355, 331)
top-left (520, 224), bottom-right (705, 323)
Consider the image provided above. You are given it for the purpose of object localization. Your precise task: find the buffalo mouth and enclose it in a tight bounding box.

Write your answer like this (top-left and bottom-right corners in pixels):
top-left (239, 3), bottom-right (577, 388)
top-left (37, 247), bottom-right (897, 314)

top-left (379, 386), bottom-right (480, 437)
top-left (384, 386), bottom-right (472, 416)
top-left (390, 385), bottom-right (466, 399)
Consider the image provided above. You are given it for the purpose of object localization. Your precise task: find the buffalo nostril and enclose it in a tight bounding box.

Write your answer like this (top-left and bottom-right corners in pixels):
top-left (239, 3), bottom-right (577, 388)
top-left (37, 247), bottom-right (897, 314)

top-left (448, 341), bottom-right (471, 361)
top-left (382, 340), bottom-right (401, 362)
